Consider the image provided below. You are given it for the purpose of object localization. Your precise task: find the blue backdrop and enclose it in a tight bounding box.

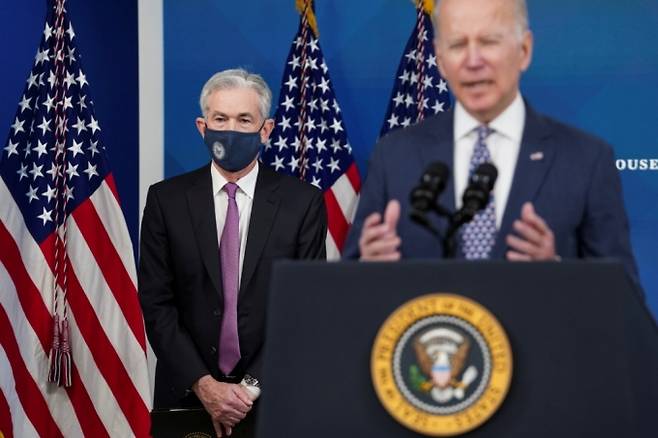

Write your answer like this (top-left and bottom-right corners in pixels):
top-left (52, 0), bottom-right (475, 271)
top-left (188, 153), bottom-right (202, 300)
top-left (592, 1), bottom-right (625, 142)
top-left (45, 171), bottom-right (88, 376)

top-left (163, 0), bottom-right (658, 315)
top-left (2, 0), bottom-right (657, 317)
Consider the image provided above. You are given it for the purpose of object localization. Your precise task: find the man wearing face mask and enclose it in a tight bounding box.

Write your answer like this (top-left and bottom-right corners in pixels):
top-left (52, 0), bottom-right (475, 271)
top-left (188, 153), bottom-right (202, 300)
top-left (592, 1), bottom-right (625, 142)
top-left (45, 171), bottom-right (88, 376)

top-left (139, 68), bottom-right (327, 437)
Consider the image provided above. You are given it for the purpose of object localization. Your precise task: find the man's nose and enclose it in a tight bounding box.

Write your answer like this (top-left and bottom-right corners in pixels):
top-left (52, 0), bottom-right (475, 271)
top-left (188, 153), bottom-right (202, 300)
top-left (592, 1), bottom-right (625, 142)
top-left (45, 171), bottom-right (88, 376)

top-left (465, 43), bottom-right (485, 69)
top-left (226, 119), bottom-right (238, 130)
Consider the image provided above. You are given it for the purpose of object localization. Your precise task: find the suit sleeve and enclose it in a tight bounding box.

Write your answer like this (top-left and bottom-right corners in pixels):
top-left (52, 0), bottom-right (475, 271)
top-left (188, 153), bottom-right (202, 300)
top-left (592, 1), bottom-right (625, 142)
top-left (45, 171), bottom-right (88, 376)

top-left (296, 188), bottom-right (327, 260)
top-left (138, 185), bottom-right (210, 397)
top-left (342, 139), bottom-right (390, 259)
top-left (579, 143), bottom-right (643, 295)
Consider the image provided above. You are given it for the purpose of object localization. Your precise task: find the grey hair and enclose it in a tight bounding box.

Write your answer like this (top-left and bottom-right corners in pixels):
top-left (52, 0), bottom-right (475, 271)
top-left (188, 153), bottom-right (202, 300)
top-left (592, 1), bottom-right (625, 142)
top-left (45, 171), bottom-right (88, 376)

top-left (432, 0), bottom-right (529, 41)
top-left (199, 68), bottom-right (272, 120)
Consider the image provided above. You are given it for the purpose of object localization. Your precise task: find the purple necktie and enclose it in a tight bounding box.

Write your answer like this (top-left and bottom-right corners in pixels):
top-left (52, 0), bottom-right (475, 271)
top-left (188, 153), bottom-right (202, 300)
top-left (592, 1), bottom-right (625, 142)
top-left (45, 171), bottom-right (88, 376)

top-left (218, 182), bottom-right (241, 374)
top-left (461, 125), bottom-right (497, 259)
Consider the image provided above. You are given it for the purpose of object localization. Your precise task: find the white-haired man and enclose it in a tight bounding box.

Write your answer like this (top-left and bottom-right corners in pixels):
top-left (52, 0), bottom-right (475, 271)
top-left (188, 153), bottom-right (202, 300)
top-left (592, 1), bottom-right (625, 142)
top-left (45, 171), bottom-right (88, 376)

top-left (344, 0), bottom-right (640, 289)
top-left (139, 68), bottom-right (327, 437)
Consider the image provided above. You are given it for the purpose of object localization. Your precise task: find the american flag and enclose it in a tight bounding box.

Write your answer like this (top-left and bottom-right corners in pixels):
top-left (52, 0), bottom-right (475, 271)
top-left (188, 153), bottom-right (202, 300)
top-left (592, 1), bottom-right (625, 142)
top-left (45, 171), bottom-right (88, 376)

top-left (379, 1), bottom-right (452, 137)
top-left (261, 0), bottom-right (361, 260)
top-left (0, 1), bottom-right (151, 437)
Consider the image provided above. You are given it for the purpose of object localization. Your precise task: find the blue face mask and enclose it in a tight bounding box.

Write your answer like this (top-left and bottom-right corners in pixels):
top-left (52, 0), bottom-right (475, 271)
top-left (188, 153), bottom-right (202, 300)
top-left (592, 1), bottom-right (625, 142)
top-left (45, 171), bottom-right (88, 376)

top-left (203, 122), bottom-right (265, 172)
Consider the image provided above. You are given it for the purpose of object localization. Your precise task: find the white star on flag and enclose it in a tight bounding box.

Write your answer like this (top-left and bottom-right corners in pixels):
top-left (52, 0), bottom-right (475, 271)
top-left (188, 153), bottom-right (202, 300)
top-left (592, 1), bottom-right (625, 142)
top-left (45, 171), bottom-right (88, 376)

top-left (379, 2), bottom-right (452, 138)
top-left (260, 0), bottom-right (361, 259)
top-left (0, 1), bottom-right (151, 436)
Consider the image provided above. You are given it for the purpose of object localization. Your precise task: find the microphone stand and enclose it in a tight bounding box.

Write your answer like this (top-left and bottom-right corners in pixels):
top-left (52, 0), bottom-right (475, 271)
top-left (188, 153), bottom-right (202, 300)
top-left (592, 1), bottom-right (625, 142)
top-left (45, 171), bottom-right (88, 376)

top-left (442, 208), bottom-right (478, 258)
top-left (410, 204), bottom-right (479, 259)
top-left (442, 220), bottom-right (459, 259)
top-left (409, 162), bottom-right (497, 259)
top-left (410, 204), bottom-right (458, 259)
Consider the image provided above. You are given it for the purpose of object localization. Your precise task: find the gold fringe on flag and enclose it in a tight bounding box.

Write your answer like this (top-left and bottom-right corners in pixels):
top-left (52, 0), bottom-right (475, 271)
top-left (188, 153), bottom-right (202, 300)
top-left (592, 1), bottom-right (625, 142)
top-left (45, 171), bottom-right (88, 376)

top-left (412, 0), bottom-right (434, 15)
top-left (422, 0), bottom-right (434, 15)
top-left (296, 0), bottom-right (319, 36)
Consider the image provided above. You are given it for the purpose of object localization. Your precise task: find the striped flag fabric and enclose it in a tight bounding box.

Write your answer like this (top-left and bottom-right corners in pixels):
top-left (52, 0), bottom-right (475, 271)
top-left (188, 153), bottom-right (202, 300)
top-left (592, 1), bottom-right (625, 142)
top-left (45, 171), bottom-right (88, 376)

top-left (0, 1), bottom-right (151, 437)
top-left (261, 0), bottom-right (361, 260)
top-left (379, 0), bottom-right (452, 137)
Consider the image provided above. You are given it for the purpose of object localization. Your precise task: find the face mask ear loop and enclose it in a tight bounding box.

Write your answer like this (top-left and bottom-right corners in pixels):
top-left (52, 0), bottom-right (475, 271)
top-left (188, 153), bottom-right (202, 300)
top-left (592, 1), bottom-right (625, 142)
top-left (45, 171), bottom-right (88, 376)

top-left (253, 119), bottom-right (268, 145)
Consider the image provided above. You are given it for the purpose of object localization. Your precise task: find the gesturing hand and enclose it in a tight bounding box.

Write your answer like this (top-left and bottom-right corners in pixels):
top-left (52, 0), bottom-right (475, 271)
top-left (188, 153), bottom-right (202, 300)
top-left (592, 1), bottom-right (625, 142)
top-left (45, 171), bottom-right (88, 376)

top-left (359, 200), bottom-right (402, 261)
top-left (505, 202), bottom-right (557, 261)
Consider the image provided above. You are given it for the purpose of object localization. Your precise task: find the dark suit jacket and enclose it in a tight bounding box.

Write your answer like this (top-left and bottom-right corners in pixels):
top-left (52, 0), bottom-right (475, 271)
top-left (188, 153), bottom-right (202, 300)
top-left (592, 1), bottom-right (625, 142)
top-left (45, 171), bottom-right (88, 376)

top-left (343, 103), bottom-right (640, 286)
top-left (139, 164), bottom-right (327, 408)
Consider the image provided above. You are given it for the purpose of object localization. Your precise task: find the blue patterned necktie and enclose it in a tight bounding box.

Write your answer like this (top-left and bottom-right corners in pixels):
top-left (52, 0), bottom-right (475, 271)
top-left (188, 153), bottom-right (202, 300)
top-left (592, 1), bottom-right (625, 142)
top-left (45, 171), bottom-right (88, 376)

top-left (461, 126), bottom-right (497, 259)
top-left (218, 182), bottom-right (241, 374)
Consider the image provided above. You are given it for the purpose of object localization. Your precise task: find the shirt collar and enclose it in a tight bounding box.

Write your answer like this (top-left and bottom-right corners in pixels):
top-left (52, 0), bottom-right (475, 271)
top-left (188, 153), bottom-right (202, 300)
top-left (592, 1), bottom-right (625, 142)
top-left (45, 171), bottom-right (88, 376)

top-left (454, 92), bottom-right (526, 142)
top-left (211, 161), bottom-right (259, 199)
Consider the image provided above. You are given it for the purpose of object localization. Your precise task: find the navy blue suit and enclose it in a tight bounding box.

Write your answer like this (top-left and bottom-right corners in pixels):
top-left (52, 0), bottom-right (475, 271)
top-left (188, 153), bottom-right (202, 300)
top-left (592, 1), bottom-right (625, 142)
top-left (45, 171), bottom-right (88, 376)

top-left (343, 103), bottom-right (640, 287)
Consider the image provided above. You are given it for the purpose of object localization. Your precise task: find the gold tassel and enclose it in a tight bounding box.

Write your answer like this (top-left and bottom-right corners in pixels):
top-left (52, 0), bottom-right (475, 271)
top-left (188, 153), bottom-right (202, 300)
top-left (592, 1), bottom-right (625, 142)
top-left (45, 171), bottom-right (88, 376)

top-left (423, 0), bottom-right (434, 15)
top-left (413, 0), bottom-right (434, 15)
top-left (295, 0), bottom-right (319, 37)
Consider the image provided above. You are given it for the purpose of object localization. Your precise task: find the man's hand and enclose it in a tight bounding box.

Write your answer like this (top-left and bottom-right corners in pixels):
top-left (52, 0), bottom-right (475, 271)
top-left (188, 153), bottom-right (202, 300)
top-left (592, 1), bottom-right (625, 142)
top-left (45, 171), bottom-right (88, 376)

top-left (505, 202), bottom-right (557, 261)
top-left (359, 200), bottom-right (402, 261)
top-left (193, 375), bottom-right (253, 437)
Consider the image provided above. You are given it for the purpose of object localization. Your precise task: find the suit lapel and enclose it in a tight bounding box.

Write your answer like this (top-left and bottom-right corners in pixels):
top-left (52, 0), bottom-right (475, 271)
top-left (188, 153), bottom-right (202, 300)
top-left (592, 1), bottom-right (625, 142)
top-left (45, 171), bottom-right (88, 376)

top-left (492, 103), bottom-right (556, 258)
top-left (240, 167), bottom-right (280, 296)
top-left (186, 164), bottom-right (223, 297)
top-left (419, 111), bottom-right (457, 213)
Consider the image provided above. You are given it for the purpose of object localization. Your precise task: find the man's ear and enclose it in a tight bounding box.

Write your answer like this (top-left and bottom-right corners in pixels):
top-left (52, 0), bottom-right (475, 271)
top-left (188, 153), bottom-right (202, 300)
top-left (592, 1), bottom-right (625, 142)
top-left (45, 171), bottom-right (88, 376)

top-left (260, 118), bottom-right (275, 144)
top-left (434, 41), bottom-right (447, 78)
top-left (519, 30), bottom-right (534, 72)
top-left (195, 117), bottom-right (206, 137)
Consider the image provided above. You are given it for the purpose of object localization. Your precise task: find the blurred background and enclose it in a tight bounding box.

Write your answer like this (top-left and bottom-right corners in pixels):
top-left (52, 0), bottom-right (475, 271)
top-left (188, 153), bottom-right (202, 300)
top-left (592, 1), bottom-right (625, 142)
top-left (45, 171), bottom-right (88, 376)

top-left (2, 0), bottom-right (657, 316)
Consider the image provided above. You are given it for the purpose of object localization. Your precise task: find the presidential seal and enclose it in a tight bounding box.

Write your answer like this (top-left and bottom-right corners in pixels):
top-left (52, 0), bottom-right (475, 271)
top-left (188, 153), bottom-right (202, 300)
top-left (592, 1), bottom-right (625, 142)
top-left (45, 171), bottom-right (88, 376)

top-left (371, 294), bottom-right (512, 436)
top-left (211, 141), bottom-right (226, 160)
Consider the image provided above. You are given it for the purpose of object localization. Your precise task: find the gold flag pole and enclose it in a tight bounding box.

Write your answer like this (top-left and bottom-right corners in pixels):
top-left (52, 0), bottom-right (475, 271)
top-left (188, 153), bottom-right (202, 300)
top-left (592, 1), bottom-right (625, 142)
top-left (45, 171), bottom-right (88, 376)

top-left (295, 0), bottom-right (319, 37)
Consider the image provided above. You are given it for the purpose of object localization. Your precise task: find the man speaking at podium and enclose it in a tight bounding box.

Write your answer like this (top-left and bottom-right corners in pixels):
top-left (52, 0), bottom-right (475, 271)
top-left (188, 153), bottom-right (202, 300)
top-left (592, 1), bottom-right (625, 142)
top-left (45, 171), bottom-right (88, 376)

top-left (343, 0), bottom-right (640, 286)
top-left (139, 69), bottom-right (327, 437)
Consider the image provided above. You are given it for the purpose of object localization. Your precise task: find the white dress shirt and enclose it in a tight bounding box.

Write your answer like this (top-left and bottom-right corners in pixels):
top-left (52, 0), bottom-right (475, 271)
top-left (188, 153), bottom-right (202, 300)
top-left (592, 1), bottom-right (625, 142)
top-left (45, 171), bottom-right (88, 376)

top-left (453, 93), bottom-right (525, 227)
top-left (211, 161), bottom-right (259, 286)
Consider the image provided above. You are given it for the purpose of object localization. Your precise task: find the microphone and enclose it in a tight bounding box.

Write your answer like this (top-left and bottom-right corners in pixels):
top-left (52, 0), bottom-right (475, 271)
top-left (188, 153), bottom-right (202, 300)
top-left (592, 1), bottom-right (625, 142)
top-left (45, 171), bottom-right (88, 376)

top-left (409, 162), bottom-right (450, 233)
top-left (410, 162), bottom-right (450, 212)
top-left (456, 162), bottom-right (498, 223)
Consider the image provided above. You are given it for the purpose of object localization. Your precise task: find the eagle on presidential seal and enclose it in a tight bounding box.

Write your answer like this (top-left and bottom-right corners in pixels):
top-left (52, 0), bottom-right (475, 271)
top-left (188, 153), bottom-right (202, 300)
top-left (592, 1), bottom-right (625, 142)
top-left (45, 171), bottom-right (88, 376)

top-left (409, 327), bottom-right (479, 403)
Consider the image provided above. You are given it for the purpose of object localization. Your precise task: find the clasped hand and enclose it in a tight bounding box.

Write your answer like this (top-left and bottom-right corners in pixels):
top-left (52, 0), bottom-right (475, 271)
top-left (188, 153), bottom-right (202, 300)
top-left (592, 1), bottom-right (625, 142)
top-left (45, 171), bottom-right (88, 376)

top-left (193, 375), bottom-right (253, 437)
